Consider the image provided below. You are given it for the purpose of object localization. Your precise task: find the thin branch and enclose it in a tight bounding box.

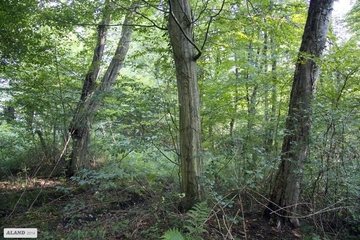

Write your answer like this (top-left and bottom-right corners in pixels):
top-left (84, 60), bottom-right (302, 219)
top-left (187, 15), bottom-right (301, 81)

top-left (246, 0), bottom-right (258, 25)
top-left (248, 188), bottom-right (350, 219)
top-left (200, 0), bottom-right (226, 51)
top-left (42, 16), bottom-right (163, 28)
top-left (192, 0), bottom-right (210, 23)
top-left (131, 7), bottom-right (168, 30)
top-left (152, 141), bottom-right (179, 165)
top-left (238, 193), bottom-right (248, 240)
top-left (246, 0), bottom-right (258, 15)
top-left (43, 0), bottom-right (167, 30)
top-left (140, 0), bottom-right (168, 13)
top-left (335, 69), bottom-right (358, 106)
top-left (111, 0), bottom-right (167, 30)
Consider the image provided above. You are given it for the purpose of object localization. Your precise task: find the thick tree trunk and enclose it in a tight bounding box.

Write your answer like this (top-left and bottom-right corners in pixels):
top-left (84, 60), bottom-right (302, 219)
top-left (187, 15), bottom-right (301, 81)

top-left (265, 0), bottom-right (334, 228)
top-left (168, 0), bottom-right (204, 211)
top-left (68, 9), bottom-right (134, 177)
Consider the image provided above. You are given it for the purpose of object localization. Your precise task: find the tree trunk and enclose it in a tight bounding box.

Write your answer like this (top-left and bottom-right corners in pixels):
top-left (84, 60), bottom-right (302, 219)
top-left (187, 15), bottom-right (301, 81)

top-left (168, 0), bottom-right (204, 212)
top-left (264, 39), bottom-right (277, 153)
top-left (67, 9), bottom-right (110, 177)
top-left (68, 8), bottom-right (134, 177)
top-left (4, 106), bottom-right (15, 123)
top-left (265, 0), bottom-right (334, 228)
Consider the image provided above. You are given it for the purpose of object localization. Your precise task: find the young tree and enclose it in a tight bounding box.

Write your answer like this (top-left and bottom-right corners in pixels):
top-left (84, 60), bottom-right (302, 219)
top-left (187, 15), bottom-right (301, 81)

top-left (168, 0), bottom-right (204, 211)
top-left (265, 0), bottom-right (334, 227)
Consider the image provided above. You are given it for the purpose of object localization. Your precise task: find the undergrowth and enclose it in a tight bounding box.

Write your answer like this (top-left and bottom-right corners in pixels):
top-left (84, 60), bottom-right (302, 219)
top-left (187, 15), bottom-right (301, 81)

top-left (1, 159), bottom-right (360, 240)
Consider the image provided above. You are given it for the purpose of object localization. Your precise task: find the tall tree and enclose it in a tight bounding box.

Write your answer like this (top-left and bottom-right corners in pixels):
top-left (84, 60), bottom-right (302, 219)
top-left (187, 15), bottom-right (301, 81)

top-left (168, 0), bottom-right (204, 211)
top-left (265, 0), bottom-right (334, 227)
top-left (68, 5), bottom-right (135, 176)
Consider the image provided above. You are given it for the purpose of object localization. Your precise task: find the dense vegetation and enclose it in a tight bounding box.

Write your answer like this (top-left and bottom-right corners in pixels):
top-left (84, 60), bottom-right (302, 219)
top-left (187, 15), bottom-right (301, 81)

top-left (1, 0), bottom-right (360, 239)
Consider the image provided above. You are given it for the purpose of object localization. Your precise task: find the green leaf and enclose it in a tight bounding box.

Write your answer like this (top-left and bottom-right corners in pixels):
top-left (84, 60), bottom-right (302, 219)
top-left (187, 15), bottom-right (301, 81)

top-left (161, 228), bottom-right (187, 240)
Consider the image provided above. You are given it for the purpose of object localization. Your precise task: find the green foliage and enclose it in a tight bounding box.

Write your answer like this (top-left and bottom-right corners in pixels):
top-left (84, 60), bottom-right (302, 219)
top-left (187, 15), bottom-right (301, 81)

top-left (162, 228), bottom-right (189, 240)
top-left (346, 0), bottom-right (360, 34)
top-left (162, 201), bottom-right (210, 240)
top-left (62, 228), bottom-right (107, 240)
top-left (70, 164), bottom-right (130, 191)
top-left (0, 0), bottom-right (43, 62)
top-left (302, 233), bottom-right (325, 240)
top-left (1, 0), bottom-right (360, 239)
top-left (0, 123), bottom-right (41, 179)
top-left (185, 201), bottom-right (209, 236)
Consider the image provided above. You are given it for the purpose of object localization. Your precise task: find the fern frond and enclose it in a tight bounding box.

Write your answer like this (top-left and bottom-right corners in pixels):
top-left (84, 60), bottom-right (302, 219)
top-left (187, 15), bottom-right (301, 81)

top-left (161, 228), bottom-right (187, 240)
top-left (187, 201), bottom-right (210, 225)
top-left (185, 201), bottom-right (210, 236)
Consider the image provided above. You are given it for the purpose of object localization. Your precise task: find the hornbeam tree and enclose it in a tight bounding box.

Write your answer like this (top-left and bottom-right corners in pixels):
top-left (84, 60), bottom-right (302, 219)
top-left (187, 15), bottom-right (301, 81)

top-left (265, 0), bottom-right (334, 228)
top-left (168, 0), bottom-right (204, 211)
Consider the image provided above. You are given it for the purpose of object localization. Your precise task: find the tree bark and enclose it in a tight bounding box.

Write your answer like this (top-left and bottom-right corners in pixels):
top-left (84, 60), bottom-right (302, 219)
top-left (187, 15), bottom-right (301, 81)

top-left (68, 8), bottom-right (134, 177)
top-left (265, 0), bottom-right (334, 228)
top-left (264, 37), bottom-right (277, 153)
top-left (4, 106), bottom-right (15, 123)
top-left (168, 0), bottom-right (204, 211)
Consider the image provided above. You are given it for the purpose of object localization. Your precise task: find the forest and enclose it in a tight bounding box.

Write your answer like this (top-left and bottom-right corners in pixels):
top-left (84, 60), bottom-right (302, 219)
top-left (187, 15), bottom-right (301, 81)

top-left (1, 0), bottom-right (360, 239)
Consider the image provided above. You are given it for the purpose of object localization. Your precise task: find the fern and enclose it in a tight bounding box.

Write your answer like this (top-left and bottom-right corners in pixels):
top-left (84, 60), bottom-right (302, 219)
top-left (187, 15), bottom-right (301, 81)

top-left (162, 202), bottom-right (210, 240)
top-left (185, 201), bottom-right (210, 236)
top-left (161, 228), bottom-right (188, 240)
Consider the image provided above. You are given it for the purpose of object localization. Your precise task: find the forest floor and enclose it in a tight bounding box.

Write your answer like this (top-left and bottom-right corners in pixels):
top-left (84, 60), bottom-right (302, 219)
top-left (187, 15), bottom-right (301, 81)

top-left (0, 177), bottom-right (354, 239)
